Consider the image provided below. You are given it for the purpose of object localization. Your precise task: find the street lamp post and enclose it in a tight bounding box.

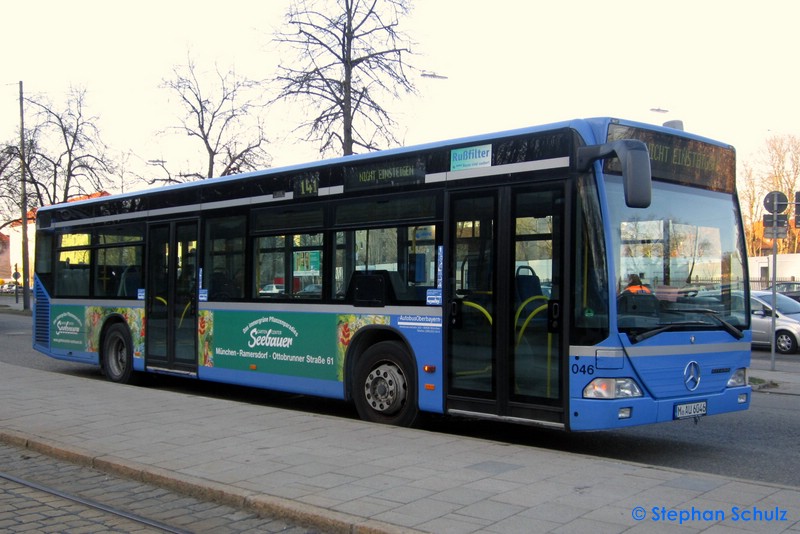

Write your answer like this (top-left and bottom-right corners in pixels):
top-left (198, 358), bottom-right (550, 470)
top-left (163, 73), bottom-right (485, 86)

top-left (19, 81), bottom-right (30, 311)
top-left (650, 107), bottom-right (684, 130)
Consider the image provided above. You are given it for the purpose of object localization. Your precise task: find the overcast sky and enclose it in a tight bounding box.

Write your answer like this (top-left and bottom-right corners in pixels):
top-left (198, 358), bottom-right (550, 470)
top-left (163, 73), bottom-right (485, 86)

top-left (2, 0), bottom-right (798, 185)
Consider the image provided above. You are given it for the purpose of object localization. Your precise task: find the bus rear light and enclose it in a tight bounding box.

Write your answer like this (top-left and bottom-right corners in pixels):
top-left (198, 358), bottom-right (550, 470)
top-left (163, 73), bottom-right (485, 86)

top-left (583, 378), bottom-right (642, 399)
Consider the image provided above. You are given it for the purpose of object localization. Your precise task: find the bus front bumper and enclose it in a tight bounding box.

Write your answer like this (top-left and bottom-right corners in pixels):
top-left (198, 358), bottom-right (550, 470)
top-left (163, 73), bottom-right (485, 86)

top-left (568, 386), bottom-right (751, 431)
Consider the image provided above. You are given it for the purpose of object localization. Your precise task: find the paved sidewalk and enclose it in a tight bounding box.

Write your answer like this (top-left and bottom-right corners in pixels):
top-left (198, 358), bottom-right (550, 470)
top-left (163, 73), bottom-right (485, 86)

top-left (747, 352), bottom-right (800, 396)
top-left (1, 359), bottom-right (798, 534)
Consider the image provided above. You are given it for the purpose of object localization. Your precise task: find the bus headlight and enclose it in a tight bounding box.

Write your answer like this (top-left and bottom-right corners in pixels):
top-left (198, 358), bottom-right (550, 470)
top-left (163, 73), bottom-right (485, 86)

top-left (727, 368), bottom-right (747, 387)
top-left (583, 378), bottom-right (643, 399)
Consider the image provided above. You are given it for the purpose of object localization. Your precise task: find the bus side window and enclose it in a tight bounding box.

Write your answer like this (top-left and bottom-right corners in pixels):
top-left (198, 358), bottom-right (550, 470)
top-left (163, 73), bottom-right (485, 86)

top-left (334, 231), bottom-right (349, 299)
top-left (254, 235), bottom-right (286, 298)
top-left (92, 224), bottom-right (146, 298)
top-left (95, 247), bottom-right (143, 297)
top-left (35, 232), bottom-right (54, 294)
top-left (55, 251), bottom-right (90, 297)
top-left (204, 216), bottom-right (245, 300)
top-left (292, 233), bottom-right (323, 298)
top-left (334, 226), bottom-right (435, 303)
top-left (253, 233), bottom-right (323, 299)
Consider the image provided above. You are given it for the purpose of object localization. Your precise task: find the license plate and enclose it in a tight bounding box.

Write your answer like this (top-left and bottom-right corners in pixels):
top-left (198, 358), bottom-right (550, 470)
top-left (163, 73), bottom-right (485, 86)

top-left (675, 401), bottom-right (707, 419)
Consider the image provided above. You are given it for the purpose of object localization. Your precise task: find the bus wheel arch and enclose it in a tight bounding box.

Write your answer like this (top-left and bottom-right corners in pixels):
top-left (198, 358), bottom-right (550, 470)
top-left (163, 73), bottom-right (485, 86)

top-left (346, 330), bottom-right (418, 427)
top-left (100, 319), bottom-right (138, 384)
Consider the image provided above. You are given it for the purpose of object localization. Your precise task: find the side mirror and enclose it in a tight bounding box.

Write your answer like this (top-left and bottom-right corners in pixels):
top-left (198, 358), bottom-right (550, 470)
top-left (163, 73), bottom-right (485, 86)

top-left (577, 140), bottom-right (652, 208)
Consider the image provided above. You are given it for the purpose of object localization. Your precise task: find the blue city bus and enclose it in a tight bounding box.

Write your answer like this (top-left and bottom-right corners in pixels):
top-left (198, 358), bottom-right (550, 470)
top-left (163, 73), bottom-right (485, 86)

top-left (32, 117), bottom-right (751, 431)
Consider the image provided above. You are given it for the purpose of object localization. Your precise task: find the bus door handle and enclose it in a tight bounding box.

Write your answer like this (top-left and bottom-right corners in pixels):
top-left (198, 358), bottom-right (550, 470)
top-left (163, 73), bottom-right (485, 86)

top-left (548, 300), bottom-right (560, 333)
top-left (450, 300), bottom-right (463, 328)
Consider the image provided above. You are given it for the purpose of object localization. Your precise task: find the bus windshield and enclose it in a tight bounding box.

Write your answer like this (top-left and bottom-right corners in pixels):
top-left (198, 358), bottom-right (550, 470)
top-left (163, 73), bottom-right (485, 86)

top-left (606, 177), bottom-right (748, 338)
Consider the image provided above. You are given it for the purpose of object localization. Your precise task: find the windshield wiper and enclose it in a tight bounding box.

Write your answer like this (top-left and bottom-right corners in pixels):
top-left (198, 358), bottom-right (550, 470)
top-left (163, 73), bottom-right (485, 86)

top-left (652, 307), bottom-right (744, 340)
top-left (630, 321), bottom-right (710, 343)
top-left (669, 308), bottom-right (744, 340)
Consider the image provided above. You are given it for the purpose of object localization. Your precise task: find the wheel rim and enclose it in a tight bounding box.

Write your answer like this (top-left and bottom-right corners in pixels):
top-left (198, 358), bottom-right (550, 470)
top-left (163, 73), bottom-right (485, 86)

top-left (363, 362), bottom-right (407, 415)
top-left (776, 333), bottom-right (794, 353)
top-left (107, 335), bottom-right (126, 378)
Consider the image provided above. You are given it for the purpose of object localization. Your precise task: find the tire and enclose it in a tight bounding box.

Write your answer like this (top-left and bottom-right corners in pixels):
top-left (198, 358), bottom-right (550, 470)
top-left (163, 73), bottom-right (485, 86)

top-left (775, 331), bottom-right (797, 354)
top-left (102, 323), bottom-right (137, 384)
top-left (353, 341), bottom-right (418, 427)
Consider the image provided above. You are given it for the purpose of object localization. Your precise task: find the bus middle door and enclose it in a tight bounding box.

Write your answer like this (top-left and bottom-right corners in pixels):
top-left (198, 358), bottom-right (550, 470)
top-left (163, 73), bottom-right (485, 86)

top-left (146, 220), bottom-right (199, 374)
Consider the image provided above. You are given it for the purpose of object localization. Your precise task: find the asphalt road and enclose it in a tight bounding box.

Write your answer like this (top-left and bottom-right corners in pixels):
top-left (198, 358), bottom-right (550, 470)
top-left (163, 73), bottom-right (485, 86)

top-left (2, 310), bottom-right (798, 488)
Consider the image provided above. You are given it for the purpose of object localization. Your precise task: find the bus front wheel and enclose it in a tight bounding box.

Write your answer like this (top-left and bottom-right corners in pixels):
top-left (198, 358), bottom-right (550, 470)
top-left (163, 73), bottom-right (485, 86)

top-left (102, 323), bottom-right (136, 384)
top-left (354, 341), bottom-right (418, 427)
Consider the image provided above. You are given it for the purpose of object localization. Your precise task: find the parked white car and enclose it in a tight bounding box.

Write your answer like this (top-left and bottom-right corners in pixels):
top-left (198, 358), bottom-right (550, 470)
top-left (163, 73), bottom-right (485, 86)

top-left (0, 283), bottom-right (18, 294)
top-left (258, 284), bottom-right (284, 296)
top-left (750, 290), bottom-right (800, 354)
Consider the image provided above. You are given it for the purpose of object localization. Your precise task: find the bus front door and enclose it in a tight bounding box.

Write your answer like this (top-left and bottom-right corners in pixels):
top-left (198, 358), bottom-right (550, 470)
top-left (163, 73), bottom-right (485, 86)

top-left (146, 220), bottom-right (199, 374)
top-left (447, 185), bottom-right (565, 426)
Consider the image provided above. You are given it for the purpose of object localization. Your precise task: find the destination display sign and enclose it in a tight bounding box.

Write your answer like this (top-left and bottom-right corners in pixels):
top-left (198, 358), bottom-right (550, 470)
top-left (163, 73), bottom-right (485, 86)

top-left (293, 172), bottom-right (319, 198)
top-left (344, 157), bottom-right (425, 192)
top-left (606, 123), bottom-right (736, 194)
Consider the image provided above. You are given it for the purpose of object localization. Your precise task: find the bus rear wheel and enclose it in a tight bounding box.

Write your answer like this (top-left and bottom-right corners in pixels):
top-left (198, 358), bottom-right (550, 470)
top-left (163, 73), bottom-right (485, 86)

top-left (354, 341), bottom-right (418, 427)
top-left (102, 323), bottom-right (136, 384)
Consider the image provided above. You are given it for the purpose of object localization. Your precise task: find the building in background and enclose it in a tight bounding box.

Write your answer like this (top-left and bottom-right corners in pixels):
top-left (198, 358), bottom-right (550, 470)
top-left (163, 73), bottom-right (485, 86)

top-left (0, 233), bottom-right (10, 281)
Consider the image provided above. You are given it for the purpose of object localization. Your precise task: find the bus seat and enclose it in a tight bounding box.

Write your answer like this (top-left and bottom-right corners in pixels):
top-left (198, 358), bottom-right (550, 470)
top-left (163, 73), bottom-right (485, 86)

top-left (77, 269), bottom-right (90, 296)
top-left (209, 270), bottom-right (239, 300)
top-left (515, 265), bottom-right (543, 322)
top-left (516, 265), bottom-right (543, 301)
top-left (59, 268), bottom-right (89, 296)
top-left (57, 270), bottom-right (71, 296)
top-left (345, 270), bottom-right (397, 307)
top-left (118, 266), bottom-right (141, 297)
top-left (387, 270), bottom-right (416, 301)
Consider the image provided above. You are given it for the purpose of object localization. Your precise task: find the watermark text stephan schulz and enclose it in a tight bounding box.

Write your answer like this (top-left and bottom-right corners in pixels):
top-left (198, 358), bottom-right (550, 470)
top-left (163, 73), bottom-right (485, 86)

top-left (631, 505), bottom-right (789, 524)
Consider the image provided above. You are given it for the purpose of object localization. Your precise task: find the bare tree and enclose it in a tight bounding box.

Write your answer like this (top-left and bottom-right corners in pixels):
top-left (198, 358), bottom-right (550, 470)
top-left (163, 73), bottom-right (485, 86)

top-left (0, 144), bottom-right (21, 229)
top-left (273, 0), bottom-right (416, 156)
top-left (749, 135), bottom-right (800, 255)
top-left (24, 87), bottom-right (113, 207)
top-left (160, 57), bottom-right (271, 182)
top-left (738, 162), bottom-right (767, 259)
top-left (114, 150), bottom-right (149, 195)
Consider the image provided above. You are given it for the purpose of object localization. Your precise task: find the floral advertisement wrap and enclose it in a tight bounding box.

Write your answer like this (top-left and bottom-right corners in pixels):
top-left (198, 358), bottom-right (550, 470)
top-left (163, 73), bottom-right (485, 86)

top-left (336, 314), bottom-right (390, 380)
top-left (198, 310), bottom-right (214, 367)
top-left (50, 304), bottom-right (145, 359)
top-left (199, 310), bottom-right (389, 381)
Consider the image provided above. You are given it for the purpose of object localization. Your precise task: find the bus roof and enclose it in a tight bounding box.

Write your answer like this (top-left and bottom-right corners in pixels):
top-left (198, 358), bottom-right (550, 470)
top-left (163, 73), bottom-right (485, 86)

top-left (36, 117), bottom-right (733, 214)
